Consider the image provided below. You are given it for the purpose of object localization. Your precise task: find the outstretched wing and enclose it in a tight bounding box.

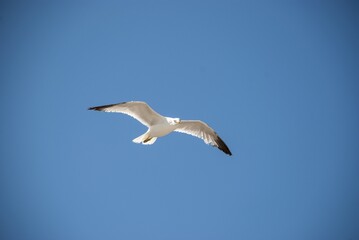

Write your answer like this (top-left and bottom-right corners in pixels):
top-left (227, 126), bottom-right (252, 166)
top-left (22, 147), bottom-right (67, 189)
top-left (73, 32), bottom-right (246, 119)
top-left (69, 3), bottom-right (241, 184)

top-left (88, 101), bottom-right (165, 127)
top-left (174, 120), bottom-right (232, 155)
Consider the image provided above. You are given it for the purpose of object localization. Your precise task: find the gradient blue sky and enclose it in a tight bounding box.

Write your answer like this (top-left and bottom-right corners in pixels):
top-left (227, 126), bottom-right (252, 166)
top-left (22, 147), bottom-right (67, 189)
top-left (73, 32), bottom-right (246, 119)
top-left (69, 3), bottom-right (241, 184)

top-left (1, 1), bottom-right (359, 239)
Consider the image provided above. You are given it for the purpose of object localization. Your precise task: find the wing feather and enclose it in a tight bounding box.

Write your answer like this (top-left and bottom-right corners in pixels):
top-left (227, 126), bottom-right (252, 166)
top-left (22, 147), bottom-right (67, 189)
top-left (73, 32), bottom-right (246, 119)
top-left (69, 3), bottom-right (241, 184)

top-left (174, 120), bottom-right (232, 155)
top-left (88, 101), bottom-right (165, 127)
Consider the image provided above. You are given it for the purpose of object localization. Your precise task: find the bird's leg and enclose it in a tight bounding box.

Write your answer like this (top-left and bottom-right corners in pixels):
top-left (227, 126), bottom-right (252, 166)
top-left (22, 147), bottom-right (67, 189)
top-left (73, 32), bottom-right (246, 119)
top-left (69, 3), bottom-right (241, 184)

top-left (143, 137), bottom-right (153, 143)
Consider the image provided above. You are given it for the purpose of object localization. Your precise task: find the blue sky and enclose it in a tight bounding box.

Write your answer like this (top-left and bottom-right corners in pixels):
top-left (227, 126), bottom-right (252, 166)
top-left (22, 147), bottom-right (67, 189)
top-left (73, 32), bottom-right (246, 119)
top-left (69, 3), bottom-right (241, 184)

top-left (1, 1), bottom-right (358, 239)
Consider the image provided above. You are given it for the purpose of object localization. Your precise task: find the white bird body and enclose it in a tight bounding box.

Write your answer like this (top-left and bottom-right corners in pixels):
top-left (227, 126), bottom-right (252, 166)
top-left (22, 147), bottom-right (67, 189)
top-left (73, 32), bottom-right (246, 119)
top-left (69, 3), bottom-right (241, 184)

top-left (133, 118), bottom-right (178, 145)
top-left (149, 118), bottom-right (178, 137)
top-left (88, 101), bottom-right (232, 155)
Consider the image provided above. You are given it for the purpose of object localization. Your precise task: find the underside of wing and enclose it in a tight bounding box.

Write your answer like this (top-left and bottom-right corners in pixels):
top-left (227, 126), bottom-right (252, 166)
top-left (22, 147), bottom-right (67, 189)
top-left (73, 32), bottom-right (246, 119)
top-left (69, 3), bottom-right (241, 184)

top-left (174, 120), bottom-right (232, 156)
top-left (88, 101), bottom-right (165, 127)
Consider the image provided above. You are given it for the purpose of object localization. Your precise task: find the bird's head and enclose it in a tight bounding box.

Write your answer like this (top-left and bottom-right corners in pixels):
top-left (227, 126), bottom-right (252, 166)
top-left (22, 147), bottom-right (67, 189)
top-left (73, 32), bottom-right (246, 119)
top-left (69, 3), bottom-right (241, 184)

top-left (169, 117), bottom-right (181, 125)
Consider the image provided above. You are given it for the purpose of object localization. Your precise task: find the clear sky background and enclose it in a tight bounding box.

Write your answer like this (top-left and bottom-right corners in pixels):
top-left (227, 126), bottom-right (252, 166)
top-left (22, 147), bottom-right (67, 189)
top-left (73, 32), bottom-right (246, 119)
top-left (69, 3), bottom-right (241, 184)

top-left (1, 1), bottom-right (358, 239)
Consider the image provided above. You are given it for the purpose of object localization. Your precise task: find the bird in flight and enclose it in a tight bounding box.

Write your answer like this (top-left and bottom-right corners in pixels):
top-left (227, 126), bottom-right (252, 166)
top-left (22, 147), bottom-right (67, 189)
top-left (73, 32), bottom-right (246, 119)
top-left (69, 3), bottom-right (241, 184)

top-left (88, 101), bottom-right (232, 156)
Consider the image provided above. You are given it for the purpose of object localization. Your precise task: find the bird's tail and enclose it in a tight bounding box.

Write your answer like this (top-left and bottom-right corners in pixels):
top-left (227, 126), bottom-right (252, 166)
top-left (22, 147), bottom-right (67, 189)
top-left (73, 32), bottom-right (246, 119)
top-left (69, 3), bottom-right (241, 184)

top-left (142, 137), bottom-right (157, 145)
top-left (132, 132), bottom-right (157, 145)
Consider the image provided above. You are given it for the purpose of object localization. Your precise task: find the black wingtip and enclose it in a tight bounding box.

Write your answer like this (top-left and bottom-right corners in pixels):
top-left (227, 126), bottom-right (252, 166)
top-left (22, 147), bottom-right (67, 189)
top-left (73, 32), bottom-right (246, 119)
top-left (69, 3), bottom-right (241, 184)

top-left (88, 106), bottom-right (102, 111)
top-left (216, 136), bottom-right (232, 156)
top-left (88, 102), bottom-right (127, 111)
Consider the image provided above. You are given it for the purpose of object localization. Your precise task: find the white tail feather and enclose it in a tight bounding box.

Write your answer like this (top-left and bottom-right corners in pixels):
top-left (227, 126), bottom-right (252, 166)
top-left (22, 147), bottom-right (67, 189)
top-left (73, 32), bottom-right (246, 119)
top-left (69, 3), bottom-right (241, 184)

top-left (132, 132), bottom-right (157, 145)
top-left (132, 132), bottom-right (148, 144)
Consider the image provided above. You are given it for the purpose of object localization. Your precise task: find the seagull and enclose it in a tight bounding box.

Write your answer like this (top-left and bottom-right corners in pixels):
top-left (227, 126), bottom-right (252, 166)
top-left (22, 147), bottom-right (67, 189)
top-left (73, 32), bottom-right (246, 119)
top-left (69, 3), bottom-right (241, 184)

top-left (88, 101), bottom-right (232, 156)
